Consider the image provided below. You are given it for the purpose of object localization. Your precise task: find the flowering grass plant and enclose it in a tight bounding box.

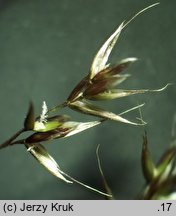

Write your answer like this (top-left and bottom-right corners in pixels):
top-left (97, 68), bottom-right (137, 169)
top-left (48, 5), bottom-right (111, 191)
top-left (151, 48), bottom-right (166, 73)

top-left (0, 2), bottom-right (174, 199)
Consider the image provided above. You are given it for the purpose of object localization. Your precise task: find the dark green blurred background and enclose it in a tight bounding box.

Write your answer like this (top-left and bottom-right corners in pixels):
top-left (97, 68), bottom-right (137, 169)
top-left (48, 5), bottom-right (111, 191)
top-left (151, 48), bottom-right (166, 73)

top-left (0, 0), bottom-right (175, 199)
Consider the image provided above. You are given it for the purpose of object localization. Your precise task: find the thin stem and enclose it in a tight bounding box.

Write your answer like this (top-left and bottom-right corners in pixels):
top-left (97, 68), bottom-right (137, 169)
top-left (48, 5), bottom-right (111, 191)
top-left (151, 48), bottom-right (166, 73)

top-left (0, 128), bottom-right (25, 150)
top-left (10, 139), bottom-right (25, 145)
top-left (47, 101), bottom-right (68, 114)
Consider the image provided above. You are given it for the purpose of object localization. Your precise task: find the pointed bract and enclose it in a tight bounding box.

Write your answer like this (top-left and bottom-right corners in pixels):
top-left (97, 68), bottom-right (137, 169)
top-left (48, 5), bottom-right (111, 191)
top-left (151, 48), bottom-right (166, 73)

top-left (141, 132), bottom-right (157, 183)
top-left (24, 102), bottom-right (35, 130)
top-left (86, 88), bottom-right (148, 100)
top-left (84, 84), bottom-right (170, 101)
top-left (156, 146), bottom-right (176, 181)
top-left (25, 119), bottom-right (102, 143)
top-left (63, 121), bottom-right (101, 137)
top-left (67, 75), bottom-right (89, 102)
top-left (26, 143), bottom-right (72, 183)
top-left (69, 100), bottom-right (144, 125)
top-left (92, 57), bottom-right (137, 81)
top-left (90, 2), bottom-right (160, 80)
top-left (84, 74), bottom-right (130, 98)
top-left (26, 143), bottom-right (113, 197)
top-left (90, 22), bottom-right (124, 80)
